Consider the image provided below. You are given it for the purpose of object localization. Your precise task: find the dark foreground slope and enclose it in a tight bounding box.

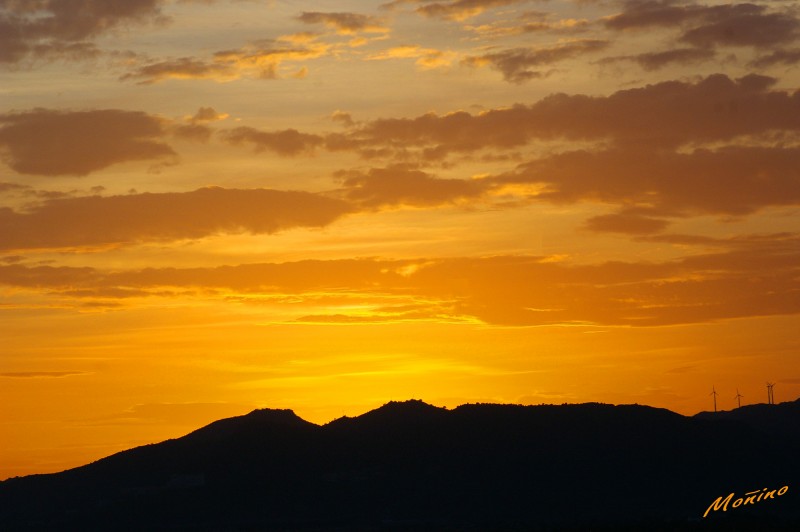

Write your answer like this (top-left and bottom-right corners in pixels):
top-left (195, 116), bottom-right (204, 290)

top-left (1, 399), bottom-right (798, 531)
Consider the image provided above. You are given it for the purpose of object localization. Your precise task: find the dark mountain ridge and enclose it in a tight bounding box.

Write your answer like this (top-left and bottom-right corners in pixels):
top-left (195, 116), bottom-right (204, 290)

top-left (1, 399), bottom-right (798, 530)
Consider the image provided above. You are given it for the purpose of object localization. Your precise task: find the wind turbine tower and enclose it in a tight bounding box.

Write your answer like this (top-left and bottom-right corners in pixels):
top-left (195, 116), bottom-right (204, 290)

top-left (734, 388), bottom-right (743, 409)
top-left (710, 386), bottom-right (718, 412)
top-left (767, 382), bottom-right (775, 405)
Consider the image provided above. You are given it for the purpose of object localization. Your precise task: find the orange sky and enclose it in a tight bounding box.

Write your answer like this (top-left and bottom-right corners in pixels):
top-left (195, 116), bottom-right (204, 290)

top-left (2, 0), bottom-right (800, 480)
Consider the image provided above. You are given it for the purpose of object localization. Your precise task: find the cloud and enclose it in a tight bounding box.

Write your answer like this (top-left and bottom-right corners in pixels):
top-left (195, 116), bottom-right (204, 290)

top-left (367, 45), bottom-right (455, 69)
top-left (411, 0), bottom-right (530, 21)
top-left (605, 2), bottom-right (800, 49)
top-left (0, 187), bottom-right (353, 251)
top-left (220, 127), bottom-right (325, 156)
top-left (465, 13), bottom-right (591, 38)
top-left (408, 236), bottom-right (800, 326)
top-left (0, 182), bottom-right (29, 192)
top-left (0, 371), bottom-right (89, 378)
top-left (189, 107), bottom-right (229, 124)
top-left (297, 11), bottom-right (388, 35)
top-left (3, 233), bottom-right (800, 327)
top-left (602, 47), bottom-right (716, 71)
top-left (171, 107), bottom-right (229, 142)
top-left (122, 40), bottom-right (330, 84)
top-left (330, 110), bottom-right (355, 127)
top-left (0, 263), bottom-right (97, 288)
top-left (463, 40), bottom-right (609, 82)
top-left (340, 74), bottom-right (799, 155)
top-left (22, 41), bottom-right (103, 63)
top-left (334, 165), bottom-right (490, 208)
top-left (172, 123), bottom-right (213, 142)
top-left (0, 0), bottom-right (166, 64)
top-left (0, 182), bottom-right (105, 201)
top-left (0, 109), bottom-right (176, 176)
top-left (216, 74), bottom-right (799, 223)
top-left (750, 48), bottom-right (800, 68)
top-left (120, 57), bottom-right (239, 84)
top-left (499, 145), bottom-right (800, 216)
top-left (680, 5), bottom-right (800, 49)
top-left (605, 0), bottom-right (716, 31)
top-left (294, 300), bottom-right (462, 324)
top-left (584, 212), bottom-right (671, 235)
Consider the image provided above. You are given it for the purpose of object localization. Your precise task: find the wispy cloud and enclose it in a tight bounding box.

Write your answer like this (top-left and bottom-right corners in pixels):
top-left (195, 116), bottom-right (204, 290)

top-left (600, 47), bottom-right (716, 71)
top-left (400, 0), bottom-right (532, 22)
top-left (367, 45), bottom-right (456, 69)
top-left (121, 39), bottom-right (330, 84)
top-left (463, 39), bottom-right (609, 82)
top-left (3, 233), bottom-right (800, 327)
top-left (0, 371), bottom-right (90, 378)
top-left (297, 11), bottom-right (389, 35)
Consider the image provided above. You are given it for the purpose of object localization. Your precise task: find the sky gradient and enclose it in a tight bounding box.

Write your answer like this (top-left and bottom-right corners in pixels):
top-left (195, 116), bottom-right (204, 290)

top-left (2, 0), bottom-right (800, 479)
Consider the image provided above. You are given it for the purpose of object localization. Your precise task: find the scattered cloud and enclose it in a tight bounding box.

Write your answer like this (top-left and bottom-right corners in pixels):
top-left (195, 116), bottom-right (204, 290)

top-left (0, 0), bottom-right (166, 64)
top-left (120, 57), bottom-right (239, 84)
top-left (172, 123), bottom-right (214, 142)
top-left (172, 107), bottom-right (229, 142)
top-left (0, 109), bottom-right (175, 176)
top-left (465, 13), bottom-right (590, 38)
top-left (334, 165), bottom-right (489, 208)
top-left (463, 39), bottom-right (609, 82)
top-left (192, 106), bottom-right (225, 124)
top-left (330, 110), bottom-right (355, 127)
top-left (4, 74), bottom-right (795, 251)
top-left (277, 31), bottom-right (323, 44)
top-left (340, 74), bottom-right (798, 154)
top-left (680, 4), bottom-right (800, 50)
top-left (584, 212), bottom-right (671, 235)
top-left (409, 0), bottom-right (531, 22)
top-left (122, 40), bottom-right (330, 84)
top-left (220, 127), bottom-right (325, 156)
top-left (312, 73), bottom-right (800, 223)
top-left (499, 145), bottom-right (800, 216)
top-left (602, 47), bottom-right (716, 71)
top-left (162, 74), bottom-right (800, 227)
top-left (368, 45), bottom-right (455, 69)
top-left (0, 187), bottom-right (353, 251)
top-left (0, 182), bottom-right (29, 193)
top-left (605, 2), bottom-right (800, 50)
top-left (750, 48), bottom-right (800, 69)
top-left (297, 11), bottom-right (388, 35)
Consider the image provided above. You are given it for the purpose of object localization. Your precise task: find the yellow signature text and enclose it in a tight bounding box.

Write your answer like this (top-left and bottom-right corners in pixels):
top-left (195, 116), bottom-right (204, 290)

top-left (704, 486), bottom-right (789, 518)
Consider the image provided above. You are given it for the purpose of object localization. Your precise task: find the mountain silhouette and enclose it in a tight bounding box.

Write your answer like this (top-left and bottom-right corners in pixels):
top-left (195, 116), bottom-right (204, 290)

top-left (1, 399), bottom-right (798, 530)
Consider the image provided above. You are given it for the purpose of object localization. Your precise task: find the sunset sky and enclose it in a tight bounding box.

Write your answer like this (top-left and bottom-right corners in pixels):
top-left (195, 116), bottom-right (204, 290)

top-left (2, 0), bottom-right (800, 479)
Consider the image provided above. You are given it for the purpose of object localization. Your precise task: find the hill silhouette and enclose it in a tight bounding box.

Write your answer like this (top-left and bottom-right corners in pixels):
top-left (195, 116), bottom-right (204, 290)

top-left (1, 399), bottom-right (798, 530)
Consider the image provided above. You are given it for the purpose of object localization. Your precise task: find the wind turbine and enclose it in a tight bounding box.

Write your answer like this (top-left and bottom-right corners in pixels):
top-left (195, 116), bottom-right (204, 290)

top-left (766, 382), bottom-right (775, 405)
top-left (734, 388), bottom-right (743, 409)
top-left (710, 386), bottom-right (718, 412)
